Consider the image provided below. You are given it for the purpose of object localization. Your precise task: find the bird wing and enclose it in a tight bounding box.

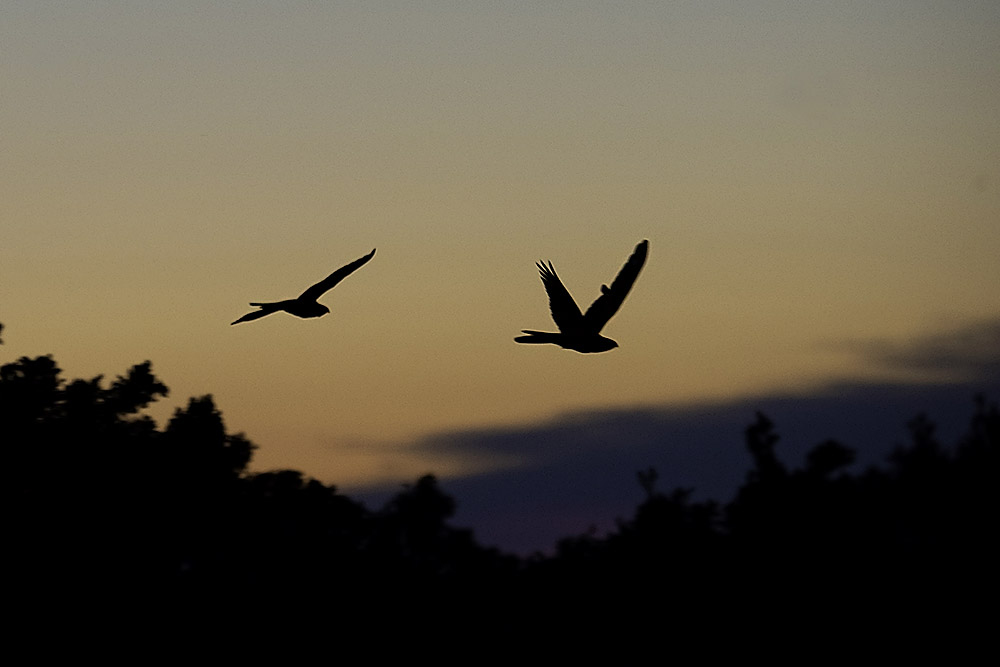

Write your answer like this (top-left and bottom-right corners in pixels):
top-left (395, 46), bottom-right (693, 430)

top-left (537, 261), bottom-right (584, 333)
top-left (298, 248), bottom-right (376, 302)
top-left (582, 240), bottom-right (648, 333)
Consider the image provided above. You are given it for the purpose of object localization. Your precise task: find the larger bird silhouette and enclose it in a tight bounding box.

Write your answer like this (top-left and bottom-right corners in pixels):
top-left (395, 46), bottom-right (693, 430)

top-left (515, 240), bottom-right (648, 353)
top-left (231, 248), bottom-right (376, 325)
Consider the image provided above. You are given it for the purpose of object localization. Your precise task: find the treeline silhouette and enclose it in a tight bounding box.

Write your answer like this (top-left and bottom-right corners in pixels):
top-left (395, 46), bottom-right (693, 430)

top-left (3, 344), bottom-right (996, 647)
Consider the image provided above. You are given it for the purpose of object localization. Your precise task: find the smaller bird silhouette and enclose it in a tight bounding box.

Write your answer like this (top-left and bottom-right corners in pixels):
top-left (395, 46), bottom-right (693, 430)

top-left (231, 248), bottom-right (376, 325)
top-left (515, 240), bottom-right (648, 353)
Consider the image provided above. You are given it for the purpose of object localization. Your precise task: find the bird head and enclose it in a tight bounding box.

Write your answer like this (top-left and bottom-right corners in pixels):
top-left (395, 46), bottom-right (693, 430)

top-left (590, 337), bottom-right (619, 353)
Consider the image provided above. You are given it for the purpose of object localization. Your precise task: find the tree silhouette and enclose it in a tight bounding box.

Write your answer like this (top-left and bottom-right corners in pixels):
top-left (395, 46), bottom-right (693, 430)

top-left (2, 323), bottom-right (996, 651)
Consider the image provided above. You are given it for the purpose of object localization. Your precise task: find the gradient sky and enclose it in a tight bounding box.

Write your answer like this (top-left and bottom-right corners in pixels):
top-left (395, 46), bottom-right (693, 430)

top-left (4, 2), bottom-right (999, 503)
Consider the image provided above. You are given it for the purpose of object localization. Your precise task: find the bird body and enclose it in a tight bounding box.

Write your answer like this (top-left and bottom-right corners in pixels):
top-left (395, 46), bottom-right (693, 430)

top-left (515, 328), bottom-right (618, 353)
top-left (515, 240), bottom-right (648, 352)
top-left (231, 248), bottom-right (375, 325)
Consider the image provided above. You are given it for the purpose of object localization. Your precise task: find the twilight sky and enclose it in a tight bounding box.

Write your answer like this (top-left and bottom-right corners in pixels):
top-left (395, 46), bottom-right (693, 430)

top-left (3, 2), bottom-right (999, 550)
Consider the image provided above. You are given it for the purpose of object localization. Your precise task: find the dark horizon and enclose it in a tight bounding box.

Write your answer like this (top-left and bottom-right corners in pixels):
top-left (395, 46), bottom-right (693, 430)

top-left (4, 326), bottom-right (997, 655)
top-left (5, 343), bottom-right (996, 651)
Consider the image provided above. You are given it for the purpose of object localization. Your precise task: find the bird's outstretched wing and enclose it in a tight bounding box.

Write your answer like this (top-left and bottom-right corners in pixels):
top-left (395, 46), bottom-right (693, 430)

top-left (537, 261), bottom-right (584, 333)
top-left (298, 248), bottom-right (376, 302)
top-left (582, 240), bottom-right (648, 333)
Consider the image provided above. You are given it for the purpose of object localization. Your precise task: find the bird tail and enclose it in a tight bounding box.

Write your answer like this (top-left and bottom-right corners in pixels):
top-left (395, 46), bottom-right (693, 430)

top-left (231, 302), bottom-right (282, 325)
top-left (514, 330), bottom-right (561, 344)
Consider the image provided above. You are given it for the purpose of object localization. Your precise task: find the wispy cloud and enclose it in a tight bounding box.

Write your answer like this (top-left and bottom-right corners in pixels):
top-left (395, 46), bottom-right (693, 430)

top-left (828, 316), bottom-right (1000, 382)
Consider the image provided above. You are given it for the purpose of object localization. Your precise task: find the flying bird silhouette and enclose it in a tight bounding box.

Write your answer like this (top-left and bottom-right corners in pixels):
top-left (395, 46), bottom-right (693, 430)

top-left (231, 248), bottom-right (376, 325)
top-left (515, 240), bottom-right (648, 353)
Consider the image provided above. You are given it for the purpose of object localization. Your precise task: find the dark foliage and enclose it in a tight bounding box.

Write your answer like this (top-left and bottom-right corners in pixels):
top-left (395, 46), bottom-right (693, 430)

top-left (3, 345), bottom-right (996, 654)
